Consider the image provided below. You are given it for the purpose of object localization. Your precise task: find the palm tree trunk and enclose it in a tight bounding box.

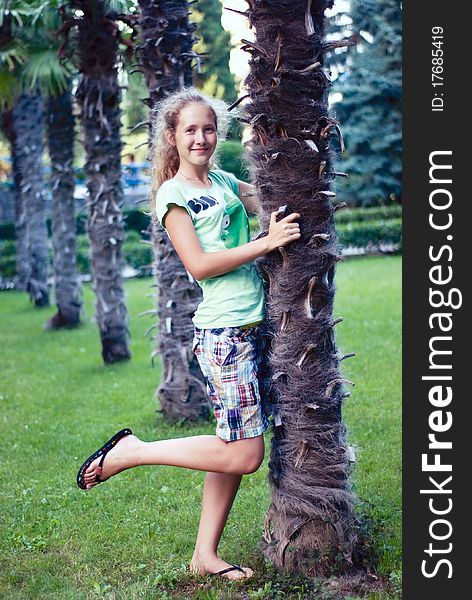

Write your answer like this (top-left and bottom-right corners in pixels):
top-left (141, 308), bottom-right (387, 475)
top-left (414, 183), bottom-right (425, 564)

top-left (0, 20), bottom-right (29, 291)
top-left (12, 93), bottom-right (49, 306)
top-left (138, 0), bottom-right (209, 422)
top-left (243, 0), bottom-right (359, 575)
top-left (1, 108), bottom-right (29, 291)
top-left (44, 89), bottom-right (83, 329)
top-left (75, 1), bottom-right (131, 363)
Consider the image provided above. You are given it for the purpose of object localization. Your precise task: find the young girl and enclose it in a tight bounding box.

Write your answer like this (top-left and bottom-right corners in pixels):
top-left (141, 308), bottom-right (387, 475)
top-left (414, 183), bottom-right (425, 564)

top-left (77, 87), bottom-right (300, 581)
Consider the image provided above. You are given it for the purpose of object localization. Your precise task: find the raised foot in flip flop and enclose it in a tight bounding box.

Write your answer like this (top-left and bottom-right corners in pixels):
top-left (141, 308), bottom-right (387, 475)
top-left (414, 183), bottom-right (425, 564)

top-left (83, 434), bottom-right (143, 489)
top-left (190, 551), bottom-right (253, 581)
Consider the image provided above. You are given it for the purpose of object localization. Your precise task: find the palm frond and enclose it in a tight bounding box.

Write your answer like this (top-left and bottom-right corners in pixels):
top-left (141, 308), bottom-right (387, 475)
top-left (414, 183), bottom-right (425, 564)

top-left (0, 39), bottom-right (28, 69)
top-left (0, 0), bottom-right (52, 27)
top-left (36, 5), bottom-right (62, 32)
top-left (0, 69), bottom-right (20, 110)
top-left (104, 0), bottom-right (132, 13)
top-left (0, 7), bottom-right (28, 28)
top-left (21, 48), bottom-right (71, 96)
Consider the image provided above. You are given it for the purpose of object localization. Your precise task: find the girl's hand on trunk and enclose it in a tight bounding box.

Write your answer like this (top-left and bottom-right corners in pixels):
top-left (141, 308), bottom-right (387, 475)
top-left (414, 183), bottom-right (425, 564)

top-left (266, 211), bottom-right (301, 251)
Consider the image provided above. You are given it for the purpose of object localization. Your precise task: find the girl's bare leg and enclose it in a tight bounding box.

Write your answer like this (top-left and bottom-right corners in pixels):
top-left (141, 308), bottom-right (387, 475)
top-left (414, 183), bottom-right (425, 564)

top-left (83, 433), bottom-right (264, 579)
top-left (190, 472), bottom-right (252, 580)
top-left (83, 434), bottom-right (263, 488)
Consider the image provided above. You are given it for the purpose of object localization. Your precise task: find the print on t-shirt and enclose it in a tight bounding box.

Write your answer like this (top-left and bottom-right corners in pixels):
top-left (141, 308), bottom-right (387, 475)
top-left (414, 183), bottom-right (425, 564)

top-left (221, 213), bottom-right (230, 238)
top-left (187, 195), bottom-right (219, 215)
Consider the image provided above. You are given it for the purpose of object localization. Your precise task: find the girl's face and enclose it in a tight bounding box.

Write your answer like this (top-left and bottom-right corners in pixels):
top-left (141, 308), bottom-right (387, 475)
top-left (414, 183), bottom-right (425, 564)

top-left (170, 102), bottom-right (218, 170)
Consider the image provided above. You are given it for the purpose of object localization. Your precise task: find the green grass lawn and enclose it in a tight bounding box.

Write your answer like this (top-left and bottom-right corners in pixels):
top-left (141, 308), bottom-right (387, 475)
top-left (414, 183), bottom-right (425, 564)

top-left (0, 255), bottom-right (401, 600)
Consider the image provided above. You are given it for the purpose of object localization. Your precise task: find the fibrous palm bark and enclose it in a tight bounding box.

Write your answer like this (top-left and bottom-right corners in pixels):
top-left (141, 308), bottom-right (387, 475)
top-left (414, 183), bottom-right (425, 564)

top-left (44, 89), bottom-right (83, 329)
top-left (137, 0), bottom-right (209, 422)
top-left (0, 17), bottom-right (29, 290)
top-left (12, 93), bottom-right (50, 307)
top-left (1, 108), bottom-right (29, 291)
top-left (241, 0), bottom-right (359, 576)
top-left (70, 0), bottom-right (131, 363)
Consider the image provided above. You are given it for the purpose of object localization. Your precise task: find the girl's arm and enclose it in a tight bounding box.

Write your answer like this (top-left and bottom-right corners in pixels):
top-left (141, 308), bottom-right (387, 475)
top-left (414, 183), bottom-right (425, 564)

top-left (236, 179), bottom-right (261, 215)
top-left (163, 206), bottom-right (300, 281)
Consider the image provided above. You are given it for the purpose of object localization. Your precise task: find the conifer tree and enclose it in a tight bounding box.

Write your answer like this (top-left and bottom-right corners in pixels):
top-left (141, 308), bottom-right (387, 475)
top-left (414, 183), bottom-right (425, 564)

top-left (333, 0), bottom-right (402, 206)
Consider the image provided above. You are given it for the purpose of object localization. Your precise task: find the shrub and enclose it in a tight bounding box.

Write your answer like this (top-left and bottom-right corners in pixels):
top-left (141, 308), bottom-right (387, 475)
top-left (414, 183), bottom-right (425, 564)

top-left (0, 223), bottom-right (15, 240)
top-left (122, 239), bottom-right (153, 277)
top-left (75, 236), bottom-right (90, 275)
top-left (0, 239), bottom-right (16, 256)
top-left (0, 256), bottom-right (16, 279)
top-left (74, 233), bottom-right (152, 277)
top-left (336, 218), bottom-right (402, 252)
top-left (75, 209), bottom-right (151, 236)
top-left (125, 230), bottom-right (141, 244)
top-left (0, 239), bottom-right (16, 279)
top-left (0, 207), bottom-right (402, 281)
top-left (76, 214), bottom-right (87, 235)
top-left (0, 255), bottom-right (16, 278)
top-left (218, 140), bottom-right (248, 181)
top-left (335, 205), bottom-right (402, 224)
top-left (122, 208), bottom-right (151, 235)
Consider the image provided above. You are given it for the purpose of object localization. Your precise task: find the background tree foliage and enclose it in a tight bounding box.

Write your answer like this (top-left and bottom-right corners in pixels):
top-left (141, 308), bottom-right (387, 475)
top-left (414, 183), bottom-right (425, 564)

top-left (118, 0), bottom-right (238, 144)
top-left (333, 0), bottom-right (402, 206)
top-left (191, 0), bottom-right (236, 102)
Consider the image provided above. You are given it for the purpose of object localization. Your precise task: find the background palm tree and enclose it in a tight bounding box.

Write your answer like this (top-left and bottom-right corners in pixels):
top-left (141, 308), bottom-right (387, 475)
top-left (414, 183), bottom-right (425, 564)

top-left (1, 8), bottom-right (49, 306)
top-left (19, 6), bottom-right (83, 328)
top-left (44, 86), bottom-right (83, 328)
top-left (137, 0), bottom-right (209, 422)
top-left (59, 0), bottom-right (132, 362)
top-left (1, 1), bottom-right (82, 317)
top-left (1, 12), bottom-right (28, 291)
top-left (12, 91), bottom-right (49, 307)
top-left (1, 107), bottom-right (29, 291)
top-left (242, 0), bottom-right (360, 576)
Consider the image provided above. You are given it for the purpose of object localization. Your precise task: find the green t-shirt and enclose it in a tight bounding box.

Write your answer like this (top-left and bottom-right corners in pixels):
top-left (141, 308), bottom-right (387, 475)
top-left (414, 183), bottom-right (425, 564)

top-left (154, 169), bottom-right (265, 328)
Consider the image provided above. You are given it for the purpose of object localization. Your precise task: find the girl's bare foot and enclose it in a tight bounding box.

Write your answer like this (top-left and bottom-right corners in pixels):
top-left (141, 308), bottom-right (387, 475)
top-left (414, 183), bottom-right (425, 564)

top-left (83, 434), bottom-right (143, 489)
top-left (190, 550), bottom-right (253, 581)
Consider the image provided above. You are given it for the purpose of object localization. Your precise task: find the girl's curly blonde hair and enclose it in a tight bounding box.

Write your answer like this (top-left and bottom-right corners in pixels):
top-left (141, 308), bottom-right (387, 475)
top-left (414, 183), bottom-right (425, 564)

top-left (149, 87), bottom-right (232, 218)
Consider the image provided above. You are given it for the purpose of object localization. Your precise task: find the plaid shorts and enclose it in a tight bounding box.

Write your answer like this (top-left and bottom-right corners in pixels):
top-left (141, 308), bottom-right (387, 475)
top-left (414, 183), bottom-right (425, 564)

top-left (192, 324), bottom-right (271, 442)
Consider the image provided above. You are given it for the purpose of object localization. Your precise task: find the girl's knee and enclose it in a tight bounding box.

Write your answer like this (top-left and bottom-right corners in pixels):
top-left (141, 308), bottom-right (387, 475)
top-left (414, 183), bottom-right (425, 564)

top-left (228, 436), bottom-right (264, 474)
top-left (244, 452), bottom-right (263, 474)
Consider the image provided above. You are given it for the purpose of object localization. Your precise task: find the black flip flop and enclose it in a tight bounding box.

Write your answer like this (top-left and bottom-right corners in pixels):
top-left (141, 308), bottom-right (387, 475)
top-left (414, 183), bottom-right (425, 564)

top-left (209, 564), bottom-right (247, 579)
top-left (76, 428), bottom-right (133, 490)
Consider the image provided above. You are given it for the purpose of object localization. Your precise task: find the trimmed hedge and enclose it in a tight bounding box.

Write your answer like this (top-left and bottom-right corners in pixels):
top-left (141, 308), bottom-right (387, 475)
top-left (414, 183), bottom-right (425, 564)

top-left (122, 209), bottom-right (151, 235)
top-left (334, 205), bottom-right (402, 224)
top-left (336, 218), bottom-right (402, 251)
top-left (248, 216), bottom-right (402, 253)
top-left (0, 239), bottom-right (16, 278)
top-left (0, 222), bottom-right (15, 240)
top-left (0, 234), bottom-right (152, 280)
top-left (0, 204), bottom-right (402, 241)
top-left (1, 208), bottom-right (402, 281)
top-left (75, 209), bottom-right (151, 237)
top-left (74, 233), bottom-right (152, 277)
top-left (76, 236), bottom-right (90, 275)
top-left (122, 233), bottom-right (153, 277)
top-left (0, 209), bottom-right (152, 241)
